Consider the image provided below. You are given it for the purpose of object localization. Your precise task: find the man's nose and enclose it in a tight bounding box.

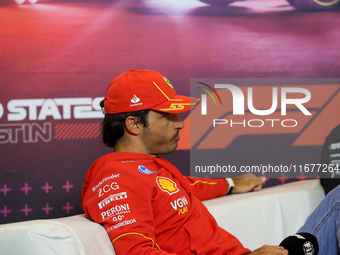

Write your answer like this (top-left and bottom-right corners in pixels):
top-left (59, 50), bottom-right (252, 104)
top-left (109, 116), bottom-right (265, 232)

top-left (173, 114), bottom-right (184, 130)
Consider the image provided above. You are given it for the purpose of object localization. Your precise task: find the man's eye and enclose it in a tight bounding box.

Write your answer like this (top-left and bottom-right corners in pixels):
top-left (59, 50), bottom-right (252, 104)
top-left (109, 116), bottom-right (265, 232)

top-left (163, 113), bottom-right (170, 119)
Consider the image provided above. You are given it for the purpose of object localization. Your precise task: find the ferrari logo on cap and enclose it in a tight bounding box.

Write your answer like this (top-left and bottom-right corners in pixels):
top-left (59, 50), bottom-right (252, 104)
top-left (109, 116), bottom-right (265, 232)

top-left (163, 76), bottom-right (174, 89)
top-left (156, 176), bottom-right (179, 195)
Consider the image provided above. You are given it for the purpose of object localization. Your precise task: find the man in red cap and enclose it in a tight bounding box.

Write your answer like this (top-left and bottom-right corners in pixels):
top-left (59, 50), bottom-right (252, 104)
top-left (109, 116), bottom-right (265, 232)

top-left (81, 69), bottom-right (287, 254)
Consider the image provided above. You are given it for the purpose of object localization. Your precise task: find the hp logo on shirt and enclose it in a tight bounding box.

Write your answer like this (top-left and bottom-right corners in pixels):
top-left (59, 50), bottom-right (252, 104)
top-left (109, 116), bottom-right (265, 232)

top-left (138, 165), bottom-right (156, 175)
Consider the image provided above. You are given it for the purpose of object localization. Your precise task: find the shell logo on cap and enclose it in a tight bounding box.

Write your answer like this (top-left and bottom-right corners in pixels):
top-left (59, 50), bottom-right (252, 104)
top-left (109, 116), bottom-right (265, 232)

top-left (163, 76), bottom-right (173, 89)
top-left (156, 176), bottom-right (179, 195)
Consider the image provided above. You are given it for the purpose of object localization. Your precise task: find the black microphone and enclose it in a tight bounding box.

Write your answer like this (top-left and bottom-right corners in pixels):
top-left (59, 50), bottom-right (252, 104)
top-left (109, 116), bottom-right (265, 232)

top-left (279, 232), bottom-right (319, 255)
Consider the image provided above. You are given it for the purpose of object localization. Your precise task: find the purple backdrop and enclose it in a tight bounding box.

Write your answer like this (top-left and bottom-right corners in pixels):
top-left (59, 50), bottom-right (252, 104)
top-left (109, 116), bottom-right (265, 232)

top-left (1, 0), bottom-right (340, 224)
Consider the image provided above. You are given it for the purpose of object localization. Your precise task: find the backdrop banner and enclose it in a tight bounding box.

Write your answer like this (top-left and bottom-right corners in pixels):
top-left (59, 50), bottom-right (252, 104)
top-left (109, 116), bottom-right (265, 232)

top-left (1, 0), bottom-right (340, 224)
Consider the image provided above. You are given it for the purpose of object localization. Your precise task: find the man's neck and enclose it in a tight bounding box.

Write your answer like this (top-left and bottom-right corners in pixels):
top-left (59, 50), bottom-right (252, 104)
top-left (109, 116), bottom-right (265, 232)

top-left (114, 139), bottom-right (157, 158)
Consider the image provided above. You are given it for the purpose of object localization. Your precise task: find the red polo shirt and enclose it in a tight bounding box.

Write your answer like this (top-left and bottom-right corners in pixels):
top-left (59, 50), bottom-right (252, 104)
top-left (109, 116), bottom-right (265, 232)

top-left (81, 152), bottom-right (250, 255)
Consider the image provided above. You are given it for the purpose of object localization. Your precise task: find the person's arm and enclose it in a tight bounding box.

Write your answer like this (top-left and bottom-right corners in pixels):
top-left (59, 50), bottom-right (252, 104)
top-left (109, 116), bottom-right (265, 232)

top-left (184, 175), bottom-right (229, 200)
top-left (247, 245), bottom-right (288, 254)
top-left (82, 167), bottom-right (176, 255)
top-left (231, 173), bottom-right (264, 194)
top-left (185, 173), bottom-right (264, 201)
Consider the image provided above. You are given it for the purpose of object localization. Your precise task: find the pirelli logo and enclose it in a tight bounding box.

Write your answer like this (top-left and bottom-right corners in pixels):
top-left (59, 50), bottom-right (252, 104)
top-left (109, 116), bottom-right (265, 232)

top-left (98, 192), bottom-right (128, 209)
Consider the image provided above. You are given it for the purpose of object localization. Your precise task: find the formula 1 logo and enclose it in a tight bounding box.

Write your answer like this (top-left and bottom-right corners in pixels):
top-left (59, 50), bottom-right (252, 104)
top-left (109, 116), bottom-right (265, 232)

top-left (178, 80), bottom-right (340, 150)
top-left (156, 176), bottom-right (179, 195)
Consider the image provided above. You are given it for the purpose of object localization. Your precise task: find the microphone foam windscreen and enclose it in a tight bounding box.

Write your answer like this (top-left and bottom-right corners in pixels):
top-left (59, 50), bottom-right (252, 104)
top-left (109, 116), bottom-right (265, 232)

top-left (279, 232), bottom-right (319, 255)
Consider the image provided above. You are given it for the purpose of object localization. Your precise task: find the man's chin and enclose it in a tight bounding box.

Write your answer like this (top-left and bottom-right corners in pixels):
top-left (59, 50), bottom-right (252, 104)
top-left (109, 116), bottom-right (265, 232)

top-left (171, 143), bottom-right (178, 153)
top-left (157, 144), bottom-right (178, 155)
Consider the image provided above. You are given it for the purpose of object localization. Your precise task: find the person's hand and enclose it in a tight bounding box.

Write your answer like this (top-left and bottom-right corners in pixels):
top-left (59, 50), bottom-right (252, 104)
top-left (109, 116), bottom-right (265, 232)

top-left (231, 173), bottom-right (265, 194)
top-left (248, 245), bottom-right (288, 254)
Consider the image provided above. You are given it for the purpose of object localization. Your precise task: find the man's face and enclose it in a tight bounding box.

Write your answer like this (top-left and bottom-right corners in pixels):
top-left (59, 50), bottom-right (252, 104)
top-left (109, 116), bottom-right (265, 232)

top-left (140, 110), bottom-right (184, 157)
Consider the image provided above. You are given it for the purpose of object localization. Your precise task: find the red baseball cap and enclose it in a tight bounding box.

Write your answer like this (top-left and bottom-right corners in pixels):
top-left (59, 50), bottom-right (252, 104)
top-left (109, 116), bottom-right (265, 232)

top-left (102, 69), bottom-right (199, 114)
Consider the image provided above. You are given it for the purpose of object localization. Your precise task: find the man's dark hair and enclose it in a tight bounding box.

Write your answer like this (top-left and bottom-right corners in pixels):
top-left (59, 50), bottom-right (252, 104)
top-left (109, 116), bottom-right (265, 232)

top-left (100, 100), bottom-right (149, 148)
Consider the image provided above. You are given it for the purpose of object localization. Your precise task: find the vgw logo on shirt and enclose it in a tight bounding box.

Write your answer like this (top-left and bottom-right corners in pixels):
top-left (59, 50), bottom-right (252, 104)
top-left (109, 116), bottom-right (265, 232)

top-left (171, 196), bottom-right (189, 215)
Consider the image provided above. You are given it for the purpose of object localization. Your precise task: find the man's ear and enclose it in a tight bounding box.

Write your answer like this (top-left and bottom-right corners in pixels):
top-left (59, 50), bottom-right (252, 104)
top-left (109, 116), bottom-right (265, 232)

top-left (125, 116), bottom-right (141, 135)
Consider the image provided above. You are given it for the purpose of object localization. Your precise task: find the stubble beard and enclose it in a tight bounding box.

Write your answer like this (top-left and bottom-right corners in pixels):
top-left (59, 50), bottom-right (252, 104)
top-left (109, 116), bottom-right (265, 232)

top-left (142, 128), bottom-right (179, 156)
